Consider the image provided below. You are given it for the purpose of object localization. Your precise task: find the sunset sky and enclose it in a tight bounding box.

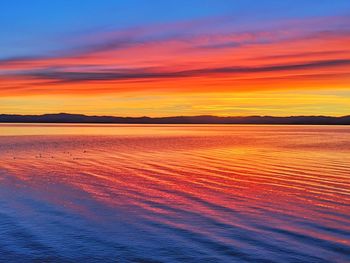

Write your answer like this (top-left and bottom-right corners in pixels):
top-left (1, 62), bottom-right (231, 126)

top-left (1, 0), bottom-right (349, 116)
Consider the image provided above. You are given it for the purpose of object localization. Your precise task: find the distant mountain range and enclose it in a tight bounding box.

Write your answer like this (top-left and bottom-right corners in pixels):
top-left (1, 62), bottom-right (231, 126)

top-left (0, 113), bottom-right (349, 124)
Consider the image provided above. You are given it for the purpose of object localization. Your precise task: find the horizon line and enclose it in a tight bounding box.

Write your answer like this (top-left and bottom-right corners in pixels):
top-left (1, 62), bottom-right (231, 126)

top-left (1, 112), bottom-right (349, 125)
top-left (1, 112), bottom-right (350, 118)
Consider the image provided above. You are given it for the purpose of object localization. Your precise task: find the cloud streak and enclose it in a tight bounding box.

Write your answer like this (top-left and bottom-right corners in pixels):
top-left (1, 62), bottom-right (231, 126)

top-left (15, 59), bottom-right (350, 84)
top-left (0, 15), bottom-right (349, 96)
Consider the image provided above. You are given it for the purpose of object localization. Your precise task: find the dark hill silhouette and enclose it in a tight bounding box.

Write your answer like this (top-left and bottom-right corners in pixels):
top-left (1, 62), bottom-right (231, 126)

top-left (0, 113), bottom-right (349, 124)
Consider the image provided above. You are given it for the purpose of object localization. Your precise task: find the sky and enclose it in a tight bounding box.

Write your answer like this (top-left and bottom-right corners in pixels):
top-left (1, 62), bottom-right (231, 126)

top-left (0, 0), bottom-right (349, 116)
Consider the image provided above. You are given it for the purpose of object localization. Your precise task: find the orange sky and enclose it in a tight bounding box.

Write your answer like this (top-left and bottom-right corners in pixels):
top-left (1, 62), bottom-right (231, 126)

top-left (1, 14), bottom-right (349, 116)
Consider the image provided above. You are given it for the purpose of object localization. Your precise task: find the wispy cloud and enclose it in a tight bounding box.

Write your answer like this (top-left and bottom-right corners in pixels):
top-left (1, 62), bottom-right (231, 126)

top-left (1, 15), bottom-right (349, 96)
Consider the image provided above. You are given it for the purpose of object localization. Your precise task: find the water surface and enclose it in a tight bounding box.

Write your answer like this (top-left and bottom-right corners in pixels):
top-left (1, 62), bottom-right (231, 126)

top-left (0, 124), bottom-right (349, 262)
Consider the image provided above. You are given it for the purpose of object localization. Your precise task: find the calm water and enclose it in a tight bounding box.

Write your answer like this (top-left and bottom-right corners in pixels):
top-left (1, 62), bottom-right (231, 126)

top-left (0, 124), bottom-right (349, 262)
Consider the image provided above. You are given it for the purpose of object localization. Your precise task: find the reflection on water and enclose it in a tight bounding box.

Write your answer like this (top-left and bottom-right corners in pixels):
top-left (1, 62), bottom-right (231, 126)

top-left (0, 124), bottom-right (349, 262)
